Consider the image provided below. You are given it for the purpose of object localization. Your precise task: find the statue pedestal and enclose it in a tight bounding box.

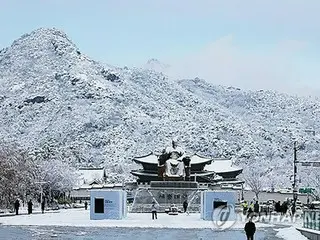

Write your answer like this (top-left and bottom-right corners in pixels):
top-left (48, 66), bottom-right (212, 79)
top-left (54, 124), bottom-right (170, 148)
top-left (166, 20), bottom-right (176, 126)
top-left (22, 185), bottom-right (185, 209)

top-left (150, 181), bottom-right (198, 189)
top-left (131, 181), bottom-right (202, 213)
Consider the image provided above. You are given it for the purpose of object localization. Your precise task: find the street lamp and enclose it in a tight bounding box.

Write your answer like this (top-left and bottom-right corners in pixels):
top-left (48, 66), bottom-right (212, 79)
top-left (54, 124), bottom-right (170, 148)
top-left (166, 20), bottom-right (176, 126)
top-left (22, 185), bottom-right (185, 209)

top-left (292, 141), bottom-right (298, 216)
top-left (292, 129), bottom-right (316, 215)
top-left (241, 183), bottom-right (244, 201)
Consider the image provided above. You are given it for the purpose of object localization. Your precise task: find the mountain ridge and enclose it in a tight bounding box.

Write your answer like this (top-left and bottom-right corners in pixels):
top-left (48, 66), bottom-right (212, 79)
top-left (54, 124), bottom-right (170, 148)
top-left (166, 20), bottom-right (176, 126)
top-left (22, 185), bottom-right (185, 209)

top-left (1, 28), bottom-right (319, 188)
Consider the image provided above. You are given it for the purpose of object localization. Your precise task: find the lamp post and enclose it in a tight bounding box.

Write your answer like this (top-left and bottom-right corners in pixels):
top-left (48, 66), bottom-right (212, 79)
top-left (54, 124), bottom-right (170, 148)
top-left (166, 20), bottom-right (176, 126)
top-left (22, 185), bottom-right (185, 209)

top-left (241, 183), bottom-right (244, 201)
top-left (290, 129), bottom-right (315, 216)
top-left (292, 141), bottom-right (298, 216)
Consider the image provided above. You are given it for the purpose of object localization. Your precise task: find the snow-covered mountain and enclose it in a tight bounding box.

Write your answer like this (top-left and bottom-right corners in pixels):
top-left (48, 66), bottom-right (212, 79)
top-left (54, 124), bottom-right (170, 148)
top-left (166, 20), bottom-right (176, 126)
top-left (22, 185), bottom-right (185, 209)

top-left (1, 28), bottom-right (320, 187)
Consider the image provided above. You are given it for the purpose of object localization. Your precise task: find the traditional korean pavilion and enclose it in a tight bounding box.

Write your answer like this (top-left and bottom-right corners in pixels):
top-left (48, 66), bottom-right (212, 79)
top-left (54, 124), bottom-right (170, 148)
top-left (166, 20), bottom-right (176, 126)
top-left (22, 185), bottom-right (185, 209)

top-left (131, 152), bottom-right (243, 183)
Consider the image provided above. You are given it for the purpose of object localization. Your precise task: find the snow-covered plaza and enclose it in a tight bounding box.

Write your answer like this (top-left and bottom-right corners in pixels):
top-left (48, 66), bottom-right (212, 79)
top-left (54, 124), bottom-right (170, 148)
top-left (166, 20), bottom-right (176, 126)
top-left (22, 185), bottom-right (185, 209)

top-left (0, 208), bottom-right (309, 239)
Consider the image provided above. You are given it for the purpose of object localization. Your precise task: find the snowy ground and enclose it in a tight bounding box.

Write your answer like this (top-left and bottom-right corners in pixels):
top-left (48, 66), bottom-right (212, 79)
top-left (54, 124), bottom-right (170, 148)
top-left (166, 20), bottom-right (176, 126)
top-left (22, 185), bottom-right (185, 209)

top-left (275, 226), bottom-right (309, 240)
top-left (0, 208), bottom-right (271, 228)
top-left (0, 208), bottom-right (309, 239)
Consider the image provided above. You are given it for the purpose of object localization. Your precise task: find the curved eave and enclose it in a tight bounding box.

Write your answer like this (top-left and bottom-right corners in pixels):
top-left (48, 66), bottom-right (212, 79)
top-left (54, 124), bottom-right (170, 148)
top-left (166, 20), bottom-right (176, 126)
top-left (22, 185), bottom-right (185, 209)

top-left (133, 159), bottom-right (158, 166)
top-left (131, 170), bottom-right (157, 177)
top-left (190, 160), bottom-right (212, 166)
top-left (214, 168), bottom-right (243, 174)
top-left (215, 168), bottom-right (243, 174)
top-left (133, 153), bottom-right (213, 165)
top-left (191, 171), bottom-right (215, 177)
top-left (131, 170), bottom-right (215, 177)
top-left (133, 152), bottom-right (158, 165)
top-left (190, 153), bottom-right (213, 165)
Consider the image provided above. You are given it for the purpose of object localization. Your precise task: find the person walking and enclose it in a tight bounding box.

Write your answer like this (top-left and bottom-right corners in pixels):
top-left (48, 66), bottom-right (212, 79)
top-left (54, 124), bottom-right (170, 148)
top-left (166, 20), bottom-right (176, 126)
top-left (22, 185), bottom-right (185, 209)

top-left (151, 201), bottom-right (158, 220)
top-left (247, 207), bottom-right (254, 219)
top-left (27, 200), bottom-right (33, 214)
top-left (41, 200), bottom-right (45, 214)
top-left (249, 201), bottom-right (254, 212)
top-left (183, 200), bottom-right (188, 213)
top-left (84, 201), bottom-right (88, 210)
top-left (281, 202), bottom-right (288, 215)
top-left (253, 201), bottom-right (260, 217)
top-left (242, 201), bottom-right (248, 215)
top-left (14, 199), bottom-right (20, 215)
top-left (275, 201), bottom-right (281, 213)
top-left (244, 218), bottom-right (256, 240)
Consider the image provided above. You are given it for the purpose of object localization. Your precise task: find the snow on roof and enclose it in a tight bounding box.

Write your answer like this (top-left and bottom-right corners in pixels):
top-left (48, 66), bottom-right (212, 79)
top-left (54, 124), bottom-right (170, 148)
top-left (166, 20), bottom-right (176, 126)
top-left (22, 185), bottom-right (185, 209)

top-left (114, 183), bottom-right (124, 187)
top-left (131, 170), bottom-right (214, 177)
top-left (204, 159), bottom-right (243, 173)
top-left (131, 171), bottom-right (157, 177)
top-left (133, 154), bottom-right (242, 174)
top-left (133, 153), bottom-right (212, 165)
top-left (77, 168), bottom-right (105, 186)
top-left (79, 184), bottom-right (92, 189)
top-left (216, 180), bottom-right (244, 184)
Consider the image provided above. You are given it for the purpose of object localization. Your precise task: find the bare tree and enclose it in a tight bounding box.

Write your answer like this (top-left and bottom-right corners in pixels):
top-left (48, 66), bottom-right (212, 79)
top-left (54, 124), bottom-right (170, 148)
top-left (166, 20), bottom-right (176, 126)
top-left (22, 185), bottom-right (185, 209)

top-left (243, 164), bottom-right (265, 200)
top-left (0, 142), bottom-right (77, 208)
top-left (30, 142), bottom-right (78, 198)
top-left (245, 175), bottom-right (263, 200)
top-left (0, 143), bottom-right (35, 208)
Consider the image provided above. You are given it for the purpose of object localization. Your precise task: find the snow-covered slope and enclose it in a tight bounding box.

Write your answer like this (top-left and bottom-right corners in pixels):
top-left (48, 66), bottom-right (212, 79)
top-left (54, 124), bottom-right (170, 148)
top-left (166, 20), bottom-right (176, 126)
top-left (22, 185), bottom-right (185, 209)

top-left (1, 28), bottom-right (319, 187)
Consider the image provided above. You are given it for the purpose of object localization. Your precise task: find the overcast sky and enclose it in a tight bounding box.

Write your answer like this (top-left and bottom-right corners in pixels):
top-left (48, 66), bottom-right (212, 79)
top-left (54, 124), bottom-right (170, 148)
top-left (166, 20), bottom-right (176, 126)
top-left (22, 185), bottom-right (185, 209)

top-left (1, 0), bottom-right (320, 95)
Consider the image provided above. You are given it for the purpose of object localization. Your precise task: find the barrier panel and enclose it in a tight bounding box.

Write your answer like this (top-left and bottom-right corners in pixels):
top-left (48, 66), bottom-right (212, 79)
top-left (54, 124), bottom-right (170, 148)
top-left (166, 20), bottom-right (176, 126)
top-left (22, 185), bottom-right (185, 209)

top-left (303, 210), bottom-right (320, 231)
top-left (201, 191), bottom-right (237, 221)
top-left (90, 190), bottom-right (127, 220)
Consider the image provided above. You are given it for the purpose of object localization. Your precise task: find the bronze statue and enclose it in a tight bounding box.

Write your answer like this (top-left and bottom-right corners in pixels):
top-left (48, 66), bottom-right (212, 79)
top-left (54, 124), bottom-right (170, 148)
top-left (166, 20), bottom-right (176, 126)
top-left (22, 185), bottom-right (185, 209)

top-left (158, 139), bottom-right (190, 181)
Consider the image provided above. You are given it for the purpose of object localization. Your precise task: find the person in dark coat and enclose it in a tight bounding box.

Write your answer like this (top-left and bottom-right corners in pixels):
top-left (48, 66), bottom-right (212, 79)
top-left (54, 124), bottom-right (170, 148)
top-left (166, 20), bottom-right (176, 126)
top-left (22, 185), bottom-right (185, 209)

top-left (41, 200), bottom-right (45, 214)
top-left (253, 201), bottom-right (260, 217)
top-left (281, 202), bottom-right (288, 215)
top-left (27, 200), bottom-right (33, 214)
top-left (242, 201), bottom-right (248, 215)
top-left (84, 201), bottom-right (88, 210)
top-left (244, 218), bottom-right (256, 240)
top-left (275, 201), bottom-right (281, 213)
top-left (14, 199), bottom-right (20, 215)
top-left (183, 200), bottom-right (188, 213)
top-left (247, 206), bottom-right (254, 219)
top-left (151, 201), bottom-right (158, 220)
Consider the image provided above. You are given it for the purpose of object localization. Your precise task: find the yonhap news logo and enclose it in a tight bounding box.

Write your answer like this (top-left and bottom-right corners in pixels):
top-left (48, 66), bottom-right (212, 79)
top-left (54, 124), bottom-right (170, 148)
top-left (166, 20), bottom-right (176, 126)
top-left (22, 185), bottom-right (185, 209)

top-left (211, 204), bottom-right (299, 230)
top-left (212, 204), bottom-right (237, 230)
